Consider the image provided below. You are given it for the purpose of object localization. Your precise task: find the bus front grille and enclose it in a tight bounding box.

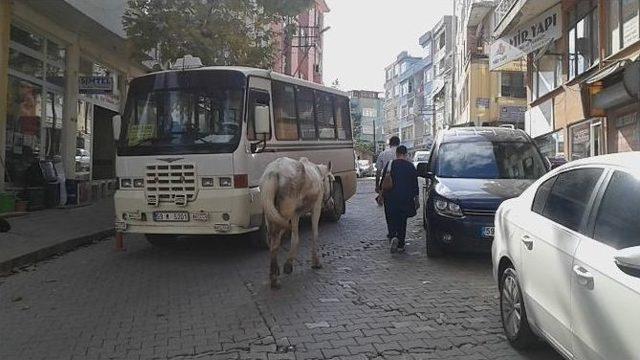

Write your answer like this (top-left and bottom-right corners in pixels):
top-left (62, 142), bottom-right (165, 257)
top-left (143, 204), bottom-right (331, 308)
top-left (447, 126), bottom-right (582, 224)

top-left (145, 164), bottom-right (197, 206)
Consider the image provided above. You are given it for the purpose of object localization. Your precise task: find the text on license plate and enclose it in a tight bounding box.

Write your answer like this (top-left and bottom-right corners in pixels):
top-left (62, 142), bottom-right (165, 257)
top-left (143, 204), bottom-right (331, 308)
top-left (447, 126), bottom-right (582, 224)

top-left (481, 226), bottom-right (495, 238)
top-left (153, 211), bottom-right (189, 222)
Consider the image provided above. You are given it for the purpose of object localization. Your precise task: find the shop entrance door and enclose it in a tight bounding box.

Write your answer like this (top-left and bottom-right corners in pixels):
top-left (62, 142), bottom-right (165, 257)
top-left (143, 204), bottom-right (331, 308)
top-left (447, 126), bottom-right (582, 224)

top-left (590, 121), bottom-right (604, 157)
top-left (92, 106), bottom-right (117, 180)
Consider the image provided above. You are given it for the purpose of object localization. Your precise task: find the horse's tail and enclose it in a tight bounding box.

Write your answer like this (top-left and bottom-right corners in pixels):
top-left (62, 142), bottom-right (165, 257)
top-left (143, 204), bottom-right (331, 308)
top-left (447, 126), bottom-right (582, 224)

top-left (260, 173), bottom-right (289, 228)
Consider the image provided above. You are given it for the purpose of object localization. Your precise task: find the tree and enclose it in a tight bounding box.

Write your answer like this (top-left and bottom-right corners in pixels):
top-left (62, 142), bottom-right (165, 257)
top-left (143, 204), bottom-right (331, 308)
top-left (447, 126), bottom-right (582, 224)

top-left (123, 0), bottom-right (314, 69)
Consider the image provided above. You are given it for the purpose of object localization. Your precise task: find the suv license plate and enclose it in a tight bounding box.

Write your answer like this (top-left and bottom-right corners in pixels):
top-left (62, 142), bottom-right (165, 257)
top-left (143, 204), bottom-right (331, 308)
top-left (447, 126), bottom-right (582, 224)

top-left (153, 211), bottom-right (189, 222)
top-left (481, 226), bottom-right (495, 238)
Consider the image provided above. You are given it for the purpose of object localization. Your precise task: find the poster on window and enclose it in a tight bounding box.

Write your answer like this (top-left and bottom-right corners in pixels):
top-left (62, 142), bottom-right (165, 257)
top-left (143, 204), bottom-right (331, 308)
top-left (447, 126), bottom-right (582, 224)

top-left (570, 121), bottom-right (591, 160)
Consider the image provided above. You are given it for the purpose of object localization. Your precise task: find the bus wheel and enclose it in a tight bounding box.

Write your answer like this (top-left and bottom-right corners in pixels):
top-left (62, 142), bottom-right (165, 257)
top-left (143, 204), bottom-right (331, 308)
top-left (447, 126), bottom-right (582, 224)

top-left (324, 182), bottom-right (344, 222)
top-left (251, 220), bottom-right (270, 250)
top-left (145, 234), bottom-right (175, 246)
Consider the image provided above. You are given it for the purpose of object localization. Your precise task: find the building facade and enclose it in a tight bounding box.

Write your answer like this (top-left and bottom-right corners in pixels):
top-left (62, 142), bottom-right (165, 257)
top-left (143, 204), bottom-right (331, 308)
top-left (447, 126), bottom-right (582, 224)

top-left (418, 31), bottom-right (435, 149)
top-left (428, 16), bottom-right (456, 134)
top-left (454, 0), bottom-right (527, 129)
top-left (492, 0), bottom-right (640, 160)
top-left (383, 51), bottom-right (423, 149)
top-left (271, 0), bottom-right (330, 84)
top-left (0, 0), bottom-right (146, 208)
top-left (349, 90), bottom-right (384, 159)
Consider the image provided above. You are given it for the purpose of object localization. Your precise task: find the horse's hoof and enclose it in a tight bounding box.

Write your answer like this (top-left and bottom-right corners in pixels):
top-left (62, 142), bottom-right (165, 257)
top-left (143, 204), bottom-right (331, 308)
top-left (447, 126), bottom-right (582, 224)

top-left (283, 261), bottom-right (293, 274)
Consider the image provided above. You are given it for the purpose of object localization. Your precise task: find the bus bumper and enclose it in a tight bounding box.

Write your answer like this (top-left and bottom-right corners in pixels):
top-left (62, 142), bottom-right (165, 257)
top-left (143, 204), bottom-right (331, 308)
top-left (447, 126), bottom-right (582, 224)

top-left (114, 188), bottom-right (262, 235)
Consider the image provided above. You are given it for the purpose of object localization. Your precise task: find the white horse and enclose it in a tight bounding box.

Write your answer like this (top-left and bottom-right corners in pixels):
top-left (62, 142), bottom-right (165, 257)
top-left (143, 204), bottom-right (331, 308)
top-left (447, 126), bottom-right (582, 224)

top-left (260, 157), bottom-right (334, 288)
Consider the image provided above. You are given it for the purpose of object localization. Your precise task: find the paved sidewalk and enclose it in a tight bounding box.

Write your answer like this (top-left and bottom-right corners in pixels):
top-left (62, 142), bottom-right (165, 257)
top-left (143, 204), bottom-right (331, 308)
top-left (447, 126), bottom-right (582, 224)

top-left (0, 199), bottom-right (114, 274)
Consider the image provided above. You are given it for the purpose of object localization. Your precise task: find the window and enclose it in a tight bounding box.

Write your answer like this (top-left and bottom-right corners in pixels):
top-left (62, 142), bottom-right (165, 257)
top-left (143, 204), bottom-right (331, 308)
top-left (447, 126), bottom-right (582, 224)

top-left (501, 72), bottom-right (526, 98)
top-left (438, 33), bottom-right (446, 49)
top-left (568, 0), bottom-right (599, 79)
top-left (246, 89), bottom-right (270, 141)
top-left (315, 92), bottom-right (336, 139)
top-left (334, 96), bottom-right (351, 140)
top-left (296, 87), bottom-right (316, 139)
top-left (608, 0), bottom-right (640, 55)
top-left (362, 108), bottom-right (377, 117)
top-left (272, 82), bottom-right (298, 140)
top-left (425, 68), bottom-right (432, 82)
top-left (542, 168), bottom-right (603, 232)
top-left (532, 53), bottom-right (562, 100)
top-left (593, 171), bottom-right (640, 249)
top-left (400, 62), bottom-right (407, 74)
top-left (532, 177), bottom-right (556, 215)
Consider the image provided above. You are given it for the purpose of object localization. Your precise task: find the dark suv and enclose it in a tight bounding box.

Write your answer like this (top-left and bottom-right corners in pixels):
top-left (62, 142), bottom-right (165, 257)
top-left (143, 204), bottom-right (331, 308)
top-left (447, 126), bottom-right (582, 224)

top-left (417, 127), bottom-right (548, 257)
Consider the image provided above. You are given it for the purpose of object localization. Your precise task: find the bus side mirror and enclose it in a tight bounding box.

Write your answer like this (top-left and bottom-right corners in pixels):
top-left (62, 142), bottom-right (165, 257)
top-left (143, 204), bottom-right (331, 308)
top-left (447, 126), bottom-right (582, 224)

top-left (254, 105), bottom-right (270, 135)
top-left (112, 115), bottom-right (122, 141)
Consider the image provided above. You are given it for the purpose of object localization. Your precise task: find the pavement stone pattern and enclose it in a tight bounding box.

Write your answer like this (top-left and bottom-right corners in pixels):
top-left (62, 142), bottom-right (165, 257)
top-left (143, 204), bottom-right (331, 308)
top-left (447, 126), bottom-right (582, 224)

top-left (0, 179), bottom-right (562, 360)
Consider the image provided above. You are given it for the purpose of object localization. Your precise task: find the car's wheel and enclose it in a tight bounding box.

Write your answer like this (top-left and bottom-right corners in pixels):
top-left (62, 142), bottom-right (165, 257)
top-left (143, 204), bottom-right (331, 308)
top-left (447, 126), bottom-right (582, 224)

top-left (323, 181), bottom-right (344, 222)
top-left (500, 267), bottom-right (537, 349)
top-left (425, 219), bottom-right (444, 257)
top-left (251, 220), bottom-right (270, 250)
top-left (145, 234), bottom-right (175, 246)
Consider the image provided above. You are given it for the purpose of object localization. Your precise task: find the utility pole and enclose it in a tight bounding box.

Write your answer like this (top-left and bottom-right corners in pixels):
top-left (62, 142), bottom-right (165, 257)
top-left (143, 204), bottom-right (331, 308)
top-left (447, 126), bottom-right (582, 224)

top-left (373, 119), bottom-right (377, 157)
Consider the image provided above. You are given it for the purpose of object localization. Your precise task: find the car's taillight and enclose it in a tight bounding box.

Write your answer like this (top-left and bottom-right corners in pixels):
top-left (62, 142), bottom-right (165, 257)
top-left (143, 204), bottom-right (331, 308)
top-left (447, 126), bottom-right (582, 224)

top-left (234, 174), bottom-right (248, 188)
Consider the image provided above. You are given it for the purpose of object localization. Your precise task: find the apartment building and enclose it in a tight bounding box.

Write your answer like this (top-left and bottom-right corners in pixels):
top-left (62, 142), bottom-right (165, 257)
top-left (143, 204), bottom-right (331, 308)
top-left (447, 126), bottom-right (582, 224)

top-left (429, 16), bottom-right (456, 133)
top-left (349, 90), bottom-right (385, 154)
top-left (492, 0), bottom-right (640, 160)
top-left (454, 0), bottom-right (528, 129)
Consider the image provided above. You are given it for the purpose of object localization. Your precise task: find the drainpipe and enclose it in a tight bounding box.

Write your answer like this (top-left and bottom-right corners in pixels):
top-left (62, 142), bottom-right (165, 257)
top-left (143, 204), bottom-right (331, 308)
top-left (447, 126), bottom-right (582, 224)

top-left (0, 0), bottom-right (11, 192)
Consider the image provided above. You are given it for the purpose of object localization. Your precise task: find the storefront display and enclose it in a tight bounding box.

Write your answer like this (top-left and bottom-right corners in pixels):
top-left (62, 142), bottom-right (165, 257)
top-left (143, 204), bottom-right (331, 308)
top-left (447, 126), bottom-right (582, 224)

top-left (570, 120), bottom-right (592, 161)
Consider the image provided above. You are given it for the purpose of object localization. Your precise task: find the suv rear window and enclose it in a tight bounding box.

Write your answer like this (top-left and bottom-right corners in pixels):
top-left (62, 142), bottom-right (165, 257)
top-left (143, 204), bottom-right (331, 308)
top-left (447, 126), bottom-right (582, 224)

top-left (436, 141), bottom-right (546, 179)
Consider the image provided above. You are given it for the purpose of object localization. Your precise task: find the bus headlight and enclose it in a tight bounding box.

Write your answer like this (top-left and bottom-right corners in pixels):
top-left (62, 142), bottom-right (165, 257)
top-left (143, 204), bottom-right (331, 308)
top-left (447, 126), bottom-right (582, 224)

top-left (133, 178), bottom-right (144, 188)
top-left (201, 177), bottom-right (215, 187)
top-left (120, 178), bottom-right (132, 188)
top-left (219, 177), bottom-right (232, 187)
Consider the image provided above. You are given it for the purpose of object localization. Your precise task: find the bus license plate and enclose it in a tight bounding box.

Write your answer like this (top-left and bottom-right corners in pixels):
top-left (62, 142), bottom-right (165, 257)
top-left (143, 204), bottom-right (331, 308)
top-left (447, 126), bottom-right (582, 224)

top-left (481, 226), bottom-right (495, 238)
top-left (153, 211), bottom-right (189, 222)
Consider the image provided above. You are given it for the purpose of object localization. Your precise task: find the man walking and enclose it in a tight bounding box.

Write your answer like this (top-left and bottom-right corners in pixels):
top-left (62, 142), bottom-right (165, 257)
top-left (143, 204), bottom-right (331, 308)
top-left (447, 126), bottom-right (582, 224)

top-left (375, 136), bottom-right (400, 240)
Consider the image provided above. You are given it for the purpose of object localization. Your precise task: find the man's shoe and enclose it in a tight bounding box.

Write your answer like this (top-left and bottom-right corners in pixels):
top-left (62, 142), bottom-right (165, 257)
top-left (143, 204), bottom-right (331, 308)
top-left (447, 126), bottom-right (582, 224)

top-left (390, 237), bottom-right (399, 253)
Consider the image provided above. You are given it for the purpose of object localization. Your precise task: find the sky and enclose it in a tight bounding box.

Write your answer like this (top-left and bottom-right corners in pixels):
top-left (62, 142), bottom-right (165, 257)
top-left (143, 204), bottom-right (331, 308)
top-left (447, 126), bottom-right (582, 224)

top-left (322, 0), bottom-right (454, 93)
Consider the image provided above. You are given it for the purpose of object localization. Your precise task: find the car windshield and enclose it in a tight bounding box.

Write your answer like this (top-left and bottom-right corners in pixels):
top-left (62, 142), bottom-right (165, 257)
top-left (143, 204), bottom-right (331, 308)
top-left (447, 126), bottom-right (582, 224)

top-left (436, 141), bottom-right (547, 179)
top-left (414, 152), bottom-right (430, 161)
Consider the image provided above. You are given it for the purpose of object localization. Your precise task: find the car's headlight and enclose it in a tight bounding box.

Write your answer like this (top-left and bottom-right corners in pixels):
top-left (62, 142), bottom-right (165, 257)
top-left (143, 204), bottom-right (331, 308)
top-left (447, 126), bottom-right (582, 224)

top-left (219, 177), bottom-right (232, 187)
top-left (433, 197), bottom-right (463, 218)
top-left (201, 177), bottom-right (215, 187)
top-left (133, 178), bottom-right (144, 188)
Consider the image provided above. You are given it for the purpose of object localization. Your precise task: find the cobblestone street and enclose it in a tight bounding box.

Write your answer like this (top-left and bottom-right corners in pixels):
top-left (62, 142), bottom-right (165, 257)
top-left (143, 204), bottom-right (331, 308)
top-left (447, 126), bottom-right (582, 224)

top-left (0, 179), bottom-right (561, 360)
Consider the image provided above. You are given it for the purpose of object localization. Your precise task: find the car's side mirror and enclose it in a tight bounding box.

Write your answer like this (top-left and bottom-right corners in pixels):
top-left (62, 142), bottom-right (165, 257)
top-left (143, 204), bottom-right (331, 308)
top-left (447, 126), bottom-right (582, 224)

top-left (614, 246), bottom-right (640, 277)
top-left (416, 162), bottom-right (432, 178)
top-left (254, 105), bottom-right (270, 136)
top-left (112, 115), bottom-right (122, 141)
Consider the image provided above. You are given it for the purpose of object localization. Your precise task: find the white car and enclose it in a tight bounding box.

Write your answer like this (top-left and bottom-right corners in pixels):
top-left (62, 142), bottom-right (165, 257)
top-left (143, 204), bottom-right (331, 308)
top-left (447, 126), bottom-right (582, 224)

top-left (492, 152), bottom-right (640, 359)
top-left (412, 150), bottom-right (430, 168)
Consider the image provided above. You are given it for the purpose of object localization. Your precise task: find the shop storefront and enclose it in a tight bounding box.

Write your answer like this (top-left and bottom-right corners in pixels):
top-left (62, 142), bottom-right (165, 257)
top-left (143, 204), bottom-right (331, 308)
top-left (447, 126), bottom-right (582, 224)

top-left (1, 1), bottom-right (146, 211)
top-left (609, 109), bottom-right (640, 153)
top-left (534, 129), bottom-right (565, 159)
top-left (569, 119), bottom-right (605, 161)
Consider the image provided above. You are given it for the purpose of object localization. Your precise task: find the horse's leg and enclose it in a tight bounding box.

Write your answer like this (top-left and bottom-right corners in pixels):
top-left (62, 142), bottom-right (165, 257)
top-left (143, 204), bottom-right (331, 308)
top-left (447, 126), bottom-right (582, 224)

top-left (284, 215), bottom-right (300, 275)
top-left (269, 225), bottom-right (284, 289)
top-left (310, 202), bottom-right (322, 269)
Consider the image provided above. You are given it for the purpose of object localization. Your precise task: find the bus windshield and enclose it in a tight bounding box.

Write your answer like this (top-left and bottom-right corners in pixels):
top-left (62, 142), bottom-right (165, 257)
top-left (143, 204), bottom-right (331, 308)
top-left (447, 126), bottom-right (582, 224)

top-left (436, 141), bottom-right (547, 179)
top-left (118, 71), bottom-right (245, 156)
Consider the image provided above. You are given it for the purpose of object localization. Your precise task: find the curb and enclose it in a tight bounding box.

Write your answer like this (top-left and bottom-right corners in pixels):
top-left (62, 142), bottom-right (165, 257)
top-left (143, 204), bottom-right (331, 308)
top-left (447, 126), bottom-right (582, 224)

top-left (0, 229), bottom-right (115, 276)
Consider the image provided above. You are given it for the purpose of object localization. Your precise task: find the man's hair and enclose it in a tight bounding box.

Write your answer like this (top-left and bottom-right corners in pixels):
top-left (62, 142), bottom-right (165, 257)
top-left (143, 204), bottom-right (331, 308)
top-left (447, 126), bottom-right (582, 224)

top-left (389, 136), bottom-right (400, 146)
top-left (396, 145), bottom-right (408, 156)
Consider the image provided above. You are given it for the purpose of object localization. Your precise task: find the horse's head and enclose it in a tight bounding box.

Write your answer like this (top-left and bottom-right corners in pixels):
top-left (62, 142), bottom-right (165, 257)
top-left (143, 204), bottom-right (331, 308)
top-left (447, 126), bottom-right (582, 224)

top-left (318, 161), bottom-right (335, 204)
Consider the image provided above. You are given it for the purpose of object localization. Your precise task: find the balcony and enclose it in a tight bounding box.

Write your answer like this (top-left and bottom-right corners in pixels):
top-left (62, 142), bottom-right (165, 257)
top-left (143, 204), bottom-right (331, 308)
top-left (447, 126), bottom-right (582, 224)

top-left (493, 0), bottom-right (559, 38)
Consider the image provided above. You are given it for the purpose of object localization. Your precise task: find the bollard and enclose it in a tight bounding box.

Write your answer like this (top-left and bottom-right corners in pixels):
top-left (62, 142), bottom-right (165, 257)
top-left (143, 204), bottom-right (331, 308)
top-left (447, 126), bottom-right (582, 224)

top-left (115, 232), bottom-right (126, 251)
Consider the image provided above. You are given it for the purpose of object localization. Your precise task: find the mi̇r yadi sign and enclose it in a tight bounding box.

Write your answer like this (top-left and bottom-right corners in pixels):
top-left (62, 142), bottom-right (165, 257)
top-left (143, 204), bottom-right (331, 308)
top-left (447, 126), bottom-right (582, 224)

top-left (490, 4), bottom-right (562, 71)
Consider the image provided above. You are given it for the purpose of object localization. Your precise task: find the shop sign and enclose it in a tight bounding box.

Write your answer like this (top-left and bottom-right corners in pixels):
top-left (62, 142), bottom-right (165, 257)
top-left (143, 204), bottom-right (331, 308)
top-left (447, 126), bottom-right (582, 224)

top-left (500, 106), bottom-right (526, 124)
top-left (476, 98), bottom-right (490, 109)
top-left (490, 4), bottom-right (562, 71)
top-left (79, 76), bottom-right (113, 94)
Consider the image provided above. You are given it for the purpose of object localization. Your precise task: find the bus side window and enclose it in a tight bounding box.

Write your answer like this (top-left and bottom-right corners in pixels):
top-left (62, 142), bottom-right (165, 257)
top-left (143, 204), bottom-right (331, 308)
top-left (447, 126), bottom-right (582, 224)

top-left (273, 81), bottom-right (299, 140)
top-left (296, 86), bottom-right (316, 140)
top-left (334, 96), bottom-right (352, 140)
top-left (315, 91), bottom-right (336, 139)
top-left (247, 89), bottom-right (271, 140)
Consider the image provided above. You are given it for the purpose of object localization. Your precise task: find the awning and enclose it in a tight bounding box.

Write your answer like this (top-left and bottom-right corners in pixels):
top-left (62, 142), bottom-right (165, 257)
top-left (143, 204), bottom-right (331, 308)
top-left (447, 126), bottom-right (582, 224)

top-left (430, 79), bottom-right (445, 98)
top-left (584, 61), bottom-right (628, 84)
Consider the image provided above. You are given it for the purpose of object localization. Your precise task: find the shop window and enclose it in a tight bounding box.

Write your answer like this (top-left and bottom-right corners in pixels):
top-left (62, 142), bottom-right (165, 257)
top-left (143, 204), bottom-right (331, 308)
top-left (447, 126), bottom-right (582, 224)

top-left (532, 52), bottom-right (562, 100)
top-left (568, 0), bottom-right (599, 79)
top-left (570, 119), bottom-right (603, 161)
top-left (608, 0), bottom-right (640, 55)
top-left (534, 130), bottom-right (565, 159)
top-left (44, 92), bottom-right (64, 158)
top-left (9, 48), bottom-right (44, 79)
top-left (10, 24), bottom-right (43, 52)
top-left (5, 77), bottom-right (42, 185)
top-left (501, 72), bottom-right (526, 98)
top-left (273, 81), bottom-right (298, 140)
